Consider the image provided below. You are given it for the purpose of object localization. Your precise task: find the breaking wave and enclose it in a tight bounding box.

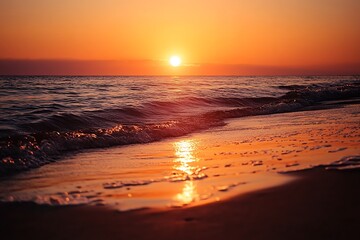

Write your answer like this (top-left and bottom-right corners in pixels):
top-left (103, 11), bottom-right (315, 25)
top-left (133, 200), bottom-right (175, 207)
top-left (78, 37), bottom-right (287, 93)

top-left (1, 80), bottom-right (359, 174)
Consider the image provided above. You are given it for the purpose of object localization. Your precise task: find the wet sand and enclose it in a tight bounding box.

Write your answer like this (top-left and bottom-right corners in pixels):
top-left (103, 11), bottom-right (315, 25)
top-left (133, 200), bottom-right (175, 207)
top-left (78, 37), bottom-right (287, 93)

top-left (1, 167), bottom-right (359, 240)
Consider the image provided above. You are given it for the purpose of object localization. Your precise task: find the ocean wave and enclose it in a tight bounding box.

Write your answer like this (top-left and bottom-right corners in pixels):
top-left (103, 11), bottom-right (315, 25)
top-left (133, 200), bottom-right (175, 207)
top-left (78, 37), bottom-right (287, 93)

top-left (1, 81), bottom-right (359, 175)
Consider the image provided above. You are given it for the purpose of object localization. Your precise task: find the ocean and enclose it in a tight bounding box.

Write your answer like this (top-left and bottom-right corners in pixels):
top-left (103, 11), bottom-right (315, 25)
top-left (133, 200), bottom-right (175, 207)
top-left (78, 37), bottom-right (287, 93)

top-left (0, 76), bottom-right (359, 210)
top-left (1, 75), bottom-right (359, 174)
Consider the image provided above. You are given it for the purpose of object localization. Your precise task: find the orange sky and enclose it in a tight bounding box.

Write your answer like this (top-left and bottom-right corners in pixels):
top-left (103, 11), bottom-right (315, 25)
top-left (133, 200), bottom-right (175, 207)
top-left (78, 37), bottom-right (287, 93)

top-left (0, 0), bottom-right (359, 75)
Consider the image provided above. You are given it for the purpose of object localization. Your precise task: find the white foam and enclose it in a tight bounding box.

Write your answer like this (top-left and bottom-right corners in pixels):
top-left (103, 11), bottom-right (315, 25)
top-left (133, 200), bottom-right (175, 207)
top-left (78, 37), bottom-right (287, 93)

top-left (325, 156), bottom-right (360, 170)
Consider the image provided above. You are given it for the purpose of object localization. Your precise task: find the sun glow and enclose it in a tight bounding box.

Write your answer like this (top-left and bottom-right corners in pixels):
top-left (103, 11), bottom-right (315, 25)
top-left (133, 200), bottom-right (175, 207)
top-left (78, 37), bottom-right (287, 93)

top-left (169, 56), bottom-right (181, 67)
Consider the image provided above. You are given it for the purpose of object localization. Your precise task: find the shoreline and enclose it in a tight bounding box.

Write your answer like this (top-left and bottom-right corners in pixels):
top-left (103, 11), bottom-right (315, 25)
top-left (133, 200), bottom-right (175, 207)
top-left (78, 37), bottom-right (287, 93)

top-left (1, 103), bottom-right (359, 211)
top-left (1, 167), bottom-right (359, 240)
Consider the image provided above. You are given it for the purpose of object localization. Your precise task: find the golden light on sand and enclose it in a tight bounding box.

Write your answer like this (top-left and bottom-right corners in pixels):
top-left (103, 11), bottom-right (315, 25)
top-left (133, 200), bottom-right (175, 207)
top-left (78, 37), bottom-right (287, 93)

top-left (169, 56), bottom-right (181, 67)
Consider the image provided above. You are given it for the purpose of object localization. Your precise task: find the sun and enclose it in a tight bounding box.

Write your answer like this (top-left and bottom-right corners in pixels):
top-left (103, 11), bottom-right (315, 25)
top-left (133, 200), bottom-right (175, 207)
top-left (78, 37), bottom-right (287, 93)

top-left (169, 56), bottom-right (181, 67)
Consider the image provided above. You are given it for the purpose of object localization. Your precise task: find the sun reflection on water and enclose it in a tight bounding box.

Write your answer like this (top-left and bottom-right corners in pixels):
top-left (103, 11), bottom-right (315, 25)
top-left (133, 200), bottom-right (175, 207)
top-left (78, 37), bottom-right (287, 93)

top-left (174, 140), bottom-right (198, 175)
top-left (173, 140), bottom-right (201, 205)
top-left (175, 181), bottom-right (199, 205)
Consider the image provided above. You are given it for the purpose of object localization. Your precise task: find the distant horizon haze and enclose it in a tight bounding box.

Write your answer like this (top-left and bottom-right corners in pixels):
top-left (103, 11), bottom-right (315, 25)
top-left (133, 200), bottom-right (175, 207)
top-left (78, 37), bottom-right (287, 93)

top-left (0, 59), bottom-right (359, 76)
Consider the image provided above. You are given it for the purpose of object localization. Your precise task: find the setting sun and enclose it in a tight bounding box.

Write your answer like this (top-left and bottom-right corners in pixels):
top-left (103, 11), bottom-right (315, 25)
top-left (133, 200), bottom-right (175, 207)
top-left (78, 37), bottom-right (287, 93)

top-left (169, 56), bottom-right (181, 67)
top-left (0, 1), bottom-right (359, 239)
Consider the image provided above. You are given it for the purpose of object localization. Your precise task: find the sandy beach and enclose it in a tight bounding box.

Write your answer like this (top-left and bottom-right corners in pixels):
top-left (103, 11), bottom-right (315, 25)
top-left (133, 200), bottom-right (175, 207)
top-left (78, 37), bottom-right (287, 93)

top-left (2, 167), bottom-right (360, 240)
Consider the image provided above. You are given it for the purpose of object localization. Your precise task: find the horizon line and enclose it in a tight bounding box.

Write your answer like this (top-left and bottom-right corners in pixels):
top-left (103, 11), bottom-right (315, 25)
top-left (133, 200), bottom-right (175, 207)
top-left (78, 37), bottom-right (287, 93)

top-left (1, 74), bottom-right (359, 77)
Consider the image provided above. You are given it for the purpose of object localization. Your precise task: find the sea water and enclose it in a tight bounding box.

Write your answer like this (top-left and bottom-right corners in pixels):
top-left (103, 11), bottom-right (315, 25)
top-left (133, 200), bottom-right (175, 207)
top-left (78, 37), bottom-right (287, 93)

top-left (0, 76), bottom-right (359, 210)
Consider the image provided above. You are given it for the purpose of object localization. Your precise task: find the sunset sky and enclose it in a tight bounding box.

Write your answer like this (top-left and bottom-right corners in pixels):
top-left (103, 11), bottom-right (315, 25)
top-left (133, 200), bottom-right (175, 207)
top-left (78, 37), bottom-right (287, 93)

top-left (1, 0), bottom-right (359, 75)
